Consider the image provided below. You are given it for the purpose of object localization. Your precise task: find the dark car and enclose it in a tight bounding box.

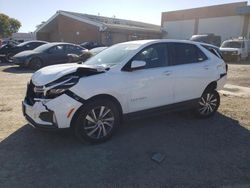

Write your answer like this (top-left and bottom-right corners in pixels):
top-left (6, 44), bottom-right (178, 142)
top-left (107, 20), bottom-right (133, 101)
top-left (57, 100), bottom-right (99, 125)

top-left (67, 46), bottom-right (108, 63)
top-left (13, 42), bottom-right (87, 69)
top-left (0, 40), bottom-right (48, 62)
top-left (80, 41), bottom-right (104, 50)
top-left (190, 34), bottom-right (221, 47)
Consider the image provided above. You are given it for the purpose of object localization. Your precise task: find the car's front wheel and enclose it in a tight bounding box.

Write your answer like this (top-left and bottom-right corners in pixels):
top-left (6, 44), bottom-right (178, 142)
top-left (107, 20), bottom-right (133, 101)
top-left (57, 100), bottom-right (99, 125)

top-left (195, 90), bottom-right (220, 118)
top-left (6, 53), bottom-right (14, 63)
top-left (74, 99), bottom-right (120, 143)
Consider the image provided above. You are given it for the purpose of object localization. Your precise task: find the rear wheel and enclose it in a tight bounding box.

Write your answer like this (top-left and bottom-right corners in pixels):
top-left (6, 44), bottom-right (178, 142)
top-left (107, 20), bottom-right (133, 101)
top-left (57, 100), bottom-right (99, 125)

top-left (29, 58), bottom-right (43, 70)
top-left (74, 99), bottom-right (120, 143)
top-left (6, 53), bottom-right (14, 63)
top-left (195, 90), bottom-right (220, 118)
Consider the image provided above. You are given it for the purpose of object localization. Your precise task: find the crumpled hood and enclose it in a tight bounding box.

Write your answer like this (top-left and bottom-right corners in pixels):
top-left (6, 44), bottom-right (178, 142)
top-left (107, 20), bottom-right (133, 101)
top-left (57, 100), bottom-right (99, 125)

top-left (219, 47), bottom-right (240, 52)
top-left (31, 63), bottom-right (107, 86)
top-left (14, 50), bottom-right (39, 58)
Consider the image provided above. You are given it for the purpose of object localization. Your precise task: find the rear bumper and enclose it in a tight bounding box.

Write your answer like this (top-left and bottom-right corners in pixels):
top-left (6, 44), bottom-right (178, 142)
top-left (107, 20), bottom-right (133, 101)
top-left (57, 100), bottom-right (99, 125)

top-left (217, 74), bottom-right (227, 90)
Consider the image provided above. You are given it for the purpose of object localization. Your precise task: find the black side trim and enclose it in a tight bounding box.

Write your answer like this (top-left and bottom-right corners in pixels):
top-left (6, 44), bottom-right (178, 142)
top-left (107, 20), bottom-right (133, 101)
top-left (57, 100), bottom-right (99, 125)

top-left (124, 98), bottom-right (199, 120)
top-left (65, 90), bottom-right (86, 103)
top-left (25, 114), bottom-right (58, 130)
top-left (220, 73), bottom-right (227, 79)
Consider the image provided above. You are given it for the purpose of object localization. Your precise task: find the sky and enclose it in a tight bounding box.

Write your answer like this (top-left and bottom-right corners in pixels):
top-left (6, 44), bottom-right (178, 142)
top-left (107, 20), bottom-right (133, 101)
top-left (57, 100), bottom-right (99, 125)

top-left (0, 0), bottom-right (249, 32)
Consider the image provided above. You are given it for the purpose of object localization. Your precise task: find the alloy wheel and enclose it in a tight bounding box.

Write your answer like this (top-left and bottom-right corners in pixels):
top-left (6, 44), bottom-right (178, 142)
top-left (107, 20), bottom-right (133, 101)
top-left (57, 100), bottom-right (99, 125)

top-left (83, 106), bottom-right (115, 139)
top-left (198, 92), bottom-right (218, 115)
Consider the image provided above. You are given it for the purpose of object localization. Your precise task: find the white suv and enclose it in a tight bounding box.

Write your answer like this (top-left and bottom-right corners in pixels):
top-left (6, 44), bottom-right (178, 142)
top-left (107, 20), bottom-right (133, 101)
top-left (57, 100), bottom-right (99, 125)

top-left (22, 40), bottom-right (227, 143)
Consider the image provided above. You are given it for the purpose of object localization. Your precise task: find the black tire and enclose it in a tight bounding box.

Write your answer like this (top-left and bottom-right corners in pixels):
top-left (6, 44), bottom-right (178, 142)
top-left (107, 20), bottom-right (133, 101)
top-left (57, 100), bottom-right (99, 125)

top-left (6, 53), bottom-right (14, 63)
top-left (29, 58), bottom-right (43, 70)
top-left (195, 90), bottom-right (220, 118)
top-left (74, 99), bottom-right (121, 143)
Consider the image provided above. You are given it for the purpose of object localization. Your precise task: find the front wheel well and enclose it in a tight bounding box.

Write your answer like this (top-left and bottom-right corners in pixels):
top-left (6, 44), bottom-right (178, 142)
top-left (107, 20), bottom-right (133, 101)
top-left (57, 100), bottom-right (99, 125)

top-left (70, 94), bottom-right (123, 128)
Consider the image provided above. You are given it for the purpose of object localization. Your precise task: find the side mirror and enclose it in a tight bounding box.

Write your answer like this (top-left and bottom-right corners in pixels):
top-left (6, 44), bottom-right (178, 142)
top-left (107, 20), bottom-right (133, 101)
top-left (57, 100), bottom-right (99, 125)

top-left (131, 60), bottom-right (146, 70)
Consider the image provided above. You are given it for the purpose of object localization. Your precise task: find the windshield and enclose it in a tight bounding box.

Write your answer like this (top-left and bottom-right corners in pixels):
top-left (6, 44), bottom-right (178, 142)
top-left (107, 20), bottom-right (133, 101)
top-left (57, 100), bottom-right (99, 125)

top-left (221, 41), bottom-right (244, 48)
top-left (84, 43), bottom-right (141, 67)
top-left (33, 44), bottom-right (52, 52)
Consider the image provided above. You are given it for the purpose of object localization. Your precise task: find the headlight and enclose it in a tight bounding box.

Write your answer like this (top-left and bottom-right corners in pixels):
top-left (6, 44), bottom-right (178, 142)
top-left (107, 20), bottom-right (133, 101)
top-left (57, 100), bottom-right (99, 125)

top-left (46, 75), bottom-right (79, 98)
top-left (232, 51), bottom-right (238, 55)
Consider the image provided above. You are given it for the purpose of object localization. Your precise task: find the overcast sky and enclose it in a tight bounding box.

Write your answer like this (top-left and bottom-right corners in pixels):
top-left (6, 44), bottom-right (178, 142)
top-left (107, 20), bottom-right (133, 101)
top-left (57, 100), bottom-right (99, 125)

top-left (0, 0), bottom-right (248, 32)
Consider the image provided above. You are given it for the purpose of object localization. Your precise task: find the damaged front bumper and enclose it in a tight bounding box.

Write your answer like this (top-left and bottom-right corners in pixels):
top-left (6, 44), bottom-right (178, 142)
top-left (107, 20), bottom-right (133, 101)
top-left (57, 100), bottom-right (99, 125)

top-left (22, 93), bottom-right (83, 130)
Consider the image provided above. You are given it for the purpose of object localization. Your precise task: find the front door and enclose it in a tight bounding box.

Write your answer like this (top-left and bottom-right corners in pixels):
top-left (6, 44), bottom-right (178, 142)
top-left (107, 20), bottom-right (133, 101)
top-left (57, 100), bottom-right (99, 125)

top-left (124, 43), bottom-right (174, 113)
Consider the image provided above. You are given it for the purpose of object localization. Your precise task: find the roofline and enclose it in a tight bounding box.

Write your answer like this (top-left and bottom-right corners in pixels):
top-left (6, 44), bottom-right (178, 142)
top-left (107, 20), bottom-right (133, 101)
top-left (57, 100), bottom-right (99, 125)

top-left (162, 1), bottom-right (247, 14)
top-left (35, 12), bottom-right (60, 33)
top-left (35, 11), bottom-right (104, 34)
top-left (59, 11), bottom-right (104, 29)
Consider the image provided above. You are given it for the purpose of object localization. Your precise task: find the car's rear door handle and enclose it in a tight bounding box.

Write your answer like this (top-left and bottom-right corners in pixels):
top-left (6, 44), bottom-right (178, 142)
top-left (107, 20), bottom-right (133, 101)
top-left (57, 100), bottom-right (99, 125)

top-left (203, 65), bottom-right (209, 70)
top-left (163, 71), bottom-right (172, 76)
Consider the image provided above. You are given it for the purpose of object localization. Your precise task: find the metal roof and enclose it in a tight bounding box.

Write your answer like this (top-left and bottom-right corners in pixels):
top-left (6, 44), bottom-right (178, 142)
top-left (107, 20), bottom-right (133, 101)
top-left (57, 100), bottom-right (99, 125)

top-left (36, 10), bottom-right (161, 33)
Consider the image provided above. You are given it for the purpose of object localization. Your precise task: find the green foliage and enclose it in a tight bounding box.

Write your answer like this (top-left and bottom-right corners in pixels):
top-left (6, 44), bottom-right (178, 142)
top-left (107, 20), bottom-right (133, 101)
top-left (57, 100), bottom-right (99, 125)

top-left (0, 13), bottom-right (21, 38)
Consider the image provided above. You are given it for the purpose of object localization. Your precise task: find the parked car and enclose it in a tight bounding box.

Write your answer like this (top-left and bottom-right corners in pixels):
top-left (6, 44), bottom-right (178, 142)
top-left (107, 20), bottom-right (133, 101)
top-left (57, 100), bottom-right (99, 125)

top-left (22, 40), bottom-right (227, 143)
top-left (80, 41), bottom-right (104, 50)
top-left (190, 34), bottom-right (221, 47)
top-left (0, 40), bottom-right (47, 62)
top-left (13, 42), bottom-right (87, 69)
top-left (220, 38), bottom-right (250, 62)
top-left (67, 46), bottom-right (108, 63)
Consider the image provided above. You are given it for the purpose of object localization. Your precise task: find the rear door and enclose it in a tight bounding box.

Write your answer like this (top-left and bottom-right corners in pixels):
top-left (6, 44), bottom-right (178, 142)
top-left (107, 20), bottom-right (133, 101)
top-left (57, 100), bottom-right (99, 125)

top-left (167, 42), bottom-right (215, 103)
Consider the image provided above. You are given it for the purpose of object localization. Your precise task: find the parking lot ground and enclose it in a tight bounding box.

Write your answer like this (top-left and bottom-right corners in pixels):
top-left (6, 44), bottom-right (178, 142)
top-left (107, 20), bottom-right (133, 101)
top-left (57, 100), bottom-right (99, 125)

top-left (0, 63), bottom-right (250, 188)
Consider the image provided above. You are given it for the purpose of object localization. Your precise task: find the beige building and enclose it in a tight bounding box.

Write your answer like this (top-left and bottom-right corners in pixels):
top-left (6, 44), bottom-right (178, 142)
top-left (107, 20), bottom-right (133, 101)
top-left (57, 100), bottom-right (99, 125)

top-left (161, 1), bottom-right (250, 41)
top-left (35, 11), bottom-right (161, 46)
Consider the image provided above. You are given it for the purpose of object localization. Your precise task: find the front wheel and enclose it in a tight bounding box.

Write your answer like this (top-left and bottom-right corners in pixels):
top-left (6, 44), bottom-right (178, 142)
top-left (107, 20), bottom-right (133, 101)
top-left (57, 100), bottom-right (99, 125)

top-left (74, 99), bottom-right (120, 143)
top-left (195, 90), bottom-right (220, 118)
top-left (6, 53), bottom-right (14, 63)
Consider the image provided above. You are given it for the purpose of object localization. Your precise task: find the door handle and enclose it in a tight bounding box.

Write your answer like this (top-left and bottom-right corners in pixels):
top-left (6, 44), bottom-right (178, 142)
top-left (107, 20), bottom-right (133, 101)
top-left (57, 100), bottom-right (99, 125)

top-left (203, 65), bottom-right (209, 70)
top-left (163, 71), bottom-right (172, 76)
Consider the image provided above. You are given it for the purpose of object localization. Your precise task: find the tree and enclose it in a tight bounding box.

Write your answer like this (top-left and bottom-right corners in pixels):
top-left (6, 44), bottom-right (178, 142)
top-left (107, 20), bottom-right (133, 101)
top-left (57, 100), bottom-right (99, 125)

top-left (0, 13), bottom-right (21, 38)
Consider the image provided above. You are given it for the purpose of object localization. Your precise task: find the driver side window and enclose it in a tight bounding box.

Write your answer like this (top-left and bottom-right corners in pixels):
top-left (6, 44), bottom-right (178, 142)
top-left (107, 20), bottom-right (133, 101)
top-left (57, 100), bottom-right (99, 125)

top-left (133, 43), bottom-right (168, 69)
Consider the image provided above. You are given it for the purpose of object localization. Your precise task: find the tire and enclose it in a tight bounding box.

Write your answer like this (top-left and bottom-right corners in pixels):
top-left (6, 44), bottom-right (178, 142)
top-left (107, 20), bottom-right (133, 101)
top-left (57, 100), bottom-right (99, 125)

top-left (74, 99), bottom-right (121, 143)
top-left (6, 53), bottom-right (14, 63)
top-left (29, 58), bottom-right (43, 70)
top-left (195, 90), bottom-right (220, 118)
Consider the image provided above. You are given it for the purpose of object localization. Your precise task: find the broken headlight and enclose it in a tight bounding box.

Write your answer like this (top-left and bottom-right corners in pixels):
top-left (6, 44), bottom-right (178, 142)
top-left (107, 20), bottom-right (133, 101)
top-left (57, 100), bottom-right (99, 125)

top-left (46, 75), bottom-right (79, 98)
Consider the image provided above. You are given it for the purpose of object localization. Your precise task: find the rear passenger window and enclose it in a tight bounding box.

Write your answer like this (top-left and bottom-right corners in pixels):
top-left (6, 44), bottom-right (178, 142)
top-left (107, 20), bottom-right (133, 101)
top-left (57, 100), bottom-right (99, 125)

top-left (168, 43), bottom-right (207, 66)
top-left (202, 45), bottom-right (223, 59)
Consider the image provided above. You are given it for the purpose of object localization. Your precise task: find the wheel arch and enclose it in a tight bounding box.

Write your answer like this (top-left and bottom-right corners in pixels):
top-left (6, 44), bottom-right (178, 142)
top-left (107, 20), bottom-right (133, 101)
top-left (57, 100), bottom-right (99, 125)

top-left (70, 94), bottom-right (123, 128)
top-left (202, 81), bottom-right (217, 95)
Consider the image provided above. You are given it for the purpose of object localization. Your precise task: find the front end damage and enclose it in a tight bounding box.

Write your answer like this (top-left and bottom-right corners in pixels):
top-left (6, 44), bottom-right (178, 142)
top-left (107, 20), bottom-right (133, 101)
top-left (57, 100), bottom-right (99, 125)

top-left (22, 65), bottom-right (107, 129)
